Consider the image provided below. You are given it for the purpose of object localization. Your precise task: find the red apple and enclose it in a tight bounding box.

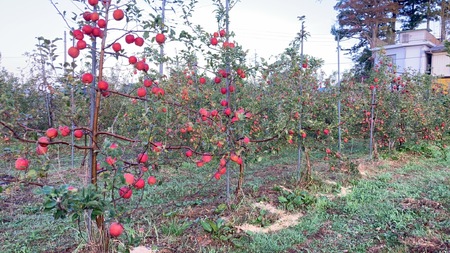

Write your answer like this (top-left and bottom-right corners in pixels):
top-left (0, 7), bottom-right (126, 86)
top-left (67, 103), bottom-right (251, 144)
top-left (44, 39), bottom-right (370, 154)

top-left (147, 176), bottom-right (157, 185)
top-left (123, 173), bottom-right (135, 185)
top-left (185, 150), bottom-right (193, 157)
top-left (125, 34), bottom-right (135, 44)
top-left (74, 129), bottom-right (83, 139)
top-left (143, 79), bottom-right (153, 87)
top-left (72, 30), bottom-right (84, 40)
top-left (210, 37), bottom-right (218, 46)
top-left (219, 29), bottom-right (226, 37)
top-left (38, 136), bottom-right (50, 147)
top-left (214, 172), bottom-right (221, 180)
top-left (128, 56), bottom-right (137, 65)
top-left (199, 77), bottom-right (206, 84)
top-left (90, 12), bottom-right (99, 22)
top-left (202, 154), bottom-right (212, 163)
top-left (81, 73), bottom-right (94, 84)
top-left (98, 80), bottom-right (108, 90)
top-left (68, 47), bottom-right (80, 58)
top-left (137, 152), bottom-right (148, 163)
top-left (155, 33), bottom-right (166, 45)
top-left (113, 9), bottom-right (124, 21)
top-left (112, 43), bottom-right (121, 52)
top-left (36, 145), bottom-right (48, 155)
top-left (134, 37), bottom-right (144, 46)
top-left (109, 222), bottom-right (123, 237)
top-left (220, 87), bottom-right (227, 94)
top-left (214, 76), bottom-right (221, 84)
top-left (76, 40), bottom-right (87, 50)
top-left (82, 11), bottom-right (92, 21)
top-left (134, 178), bottom-right (145, 189)
top-left (46, 128), bottom-right (58, 139)
top-left (119, 186), bottom-right (132, 199)
top-left (88, 0), bottom-right (98, 6)
top-left (97, 19), bottom-right (107, 28)
top-left (15, 157), bottom-right (29, 170)
top-left (137, 87), bottom-right (147, 97)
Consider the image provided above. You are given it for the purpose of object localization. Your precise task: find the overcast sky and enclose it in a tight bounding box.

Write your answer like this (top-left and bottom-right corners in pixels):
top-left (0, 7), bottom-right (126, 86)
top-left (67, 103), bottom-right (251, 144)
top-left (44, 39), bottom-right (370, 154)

top-left (0, 0), bottom-right (356, 76)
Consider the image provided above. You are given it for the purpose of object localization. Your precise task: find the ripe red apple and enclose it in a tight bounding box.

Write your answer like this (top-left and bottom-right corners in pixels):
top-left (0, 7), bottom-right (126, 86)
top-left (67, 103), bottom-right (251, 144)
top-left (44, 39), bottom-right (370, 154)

top-left (88, 0), bottom-right (98, 6)
top-left (210, 110), bottom-right (218, 117)
top-left (106, 156), bottom-right (116, 166)
top-left (36, 145), bottom-right (48, 155)
top-left (224, 107), bottom-right (232, 116)
top-left (323, 129), bottom-right (330, 135)
top-left (15, 157), bottom-right (29, 170)
top-left (92, 27), bottom-right (102, 37)
top-left (229, 85), bottom-right (235, 93)
top-left (68, 47), bottom-right (80, 58)
top-left (38, 136), bottom-right (50, 147)
top-left (137, 152), bottom-right (148, 163)
top-left (185, 150), bottom-right (193, 157)
top-left (144, 79), bottom-right (153, 87)
top-left (326, 148), bottom-right (331, 154)
top-left (214, 77), bottom-right (221, 84)
top-left (98, 80), bottom-right (108, 90)
top-left (199, 77), bottom-right (206, 84)
top-left (147, 176), bottom-right (156, 185)
top-left (123, 173), bottom-right (135, 185)
top-left (214, 172), bottom-right (221, 180)
top-left (155, 33), bottom-right (166, 45)
top-left (301, 132), bottom-right (307, 138)
top-left (74, 129), bottom-right (83, 139)
top-left (125, 34), bottom-right (135, 44)
top-left (109, 222), bottom-right (123, 237)
top-left (218, 167), bottom-right (226, 175)
top-left (58, 126), bottom-right (70, 137)
top-left (113, 9), bottom-right (124, 21)
top-left (220, 87), bottom-right (227, 94)
top-left (90, 12), bottom-right (99, 22)
top-left (219, 29), bottom-right (226, 37)
top-left (202, 154), bottom-right (212, 163)
top-left (76, 40), bottom-right (87, 50)
top-left (82, 11), bottom-right (92, 21)
top-left (46, 128), bottom-right (58, 139)
top-left (243, 136), bottom-right (250, 144)
top-left (134, 37), bottom-right (144, 46)
top-left (72, 30), bottom-right (84, 40)
top-left (141, 166), bottom-right (148, 172)
top-left (220, 100), bottom-right (228, 107)
top-left (112, 43), bottom-right (121, 52)
top-left (82, 25), bottom-right (93, 34)
top-left (134, 178), bottom-right (145, 189)
top-left (97, 19), bottom-right (107, 28)
top-left (136, 61), bottom-right (145, 71)
top-left (128, 56), bottom-right (137, 65)
top-left (81, 73), bottom-right (94, 84)
top-left (119, 186), bottom-right (132, 199)
top-left (137, 87), bottom-right (147, 97)
top-left (210, 37), bottom-right (218, 46)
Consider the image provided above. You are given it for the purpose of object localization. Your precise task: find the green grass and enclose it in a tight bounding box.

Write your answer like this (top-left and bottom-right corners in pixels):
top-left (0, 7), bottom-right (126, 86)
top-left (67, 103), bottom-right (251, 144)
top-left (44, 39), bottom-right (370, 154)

top-left (1, 145), bottom-right (449, 252)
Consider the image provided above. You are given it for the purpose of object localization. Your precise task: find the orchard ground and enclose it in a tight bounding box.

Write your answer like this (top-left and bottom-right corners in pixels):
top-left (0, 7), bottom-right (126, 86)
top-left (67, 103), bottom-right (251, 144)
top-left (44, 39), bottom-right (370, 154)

top-left (1, 140), bottom-right (449, 253)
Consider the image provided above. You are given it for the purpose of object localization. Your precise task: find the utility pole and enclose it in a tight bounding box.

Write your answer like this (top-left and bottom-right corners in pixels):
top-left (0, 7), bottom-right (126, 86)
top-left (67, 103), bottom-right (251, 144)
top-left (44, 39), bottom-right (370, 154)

top-left (337, 30), bottom-right (342, 154)
top-left (297, 15), bottom-right (305, 182)
top-left (159, 0), bottom-right (167, 76)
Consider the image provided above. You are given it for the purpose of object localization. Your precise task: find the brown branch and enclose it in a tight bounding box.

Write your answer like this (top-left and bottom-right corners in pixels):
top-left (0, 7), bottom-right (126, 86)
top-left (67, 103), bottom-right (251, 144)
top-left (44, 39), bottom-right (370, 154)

top-left (96, 131), bottom-right (140, 142)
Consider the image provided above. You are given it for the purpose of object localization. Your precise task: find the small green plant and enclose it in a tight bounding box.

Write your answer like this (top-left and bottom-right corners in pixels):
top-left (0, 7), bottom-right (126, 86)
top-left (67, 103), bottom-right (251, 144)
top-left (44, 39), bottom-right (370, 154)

top-left (277, 188), bottom-right (316, 211)
top-left (250, 208), bottom-right (275, 227)
top-left (200, 218), bottom-right (234, 241)
top-left (161, 218), bottom-right (192, 236)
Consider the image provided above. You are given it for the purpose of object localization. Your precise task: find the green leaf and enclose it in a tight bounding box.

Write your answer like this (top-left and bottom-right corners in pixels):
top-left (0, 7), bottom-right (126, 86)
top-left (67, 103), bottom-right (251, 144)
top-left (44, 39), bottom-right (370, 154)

top-left (44, 200), bottom-right (57, 209)
top-left (200, 220), bottom-right (212, 233)
top-left (278, 196), bottom-right (288, 203)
